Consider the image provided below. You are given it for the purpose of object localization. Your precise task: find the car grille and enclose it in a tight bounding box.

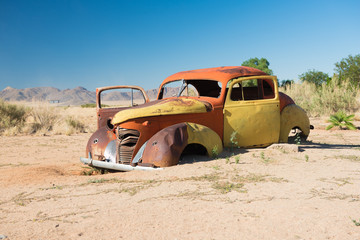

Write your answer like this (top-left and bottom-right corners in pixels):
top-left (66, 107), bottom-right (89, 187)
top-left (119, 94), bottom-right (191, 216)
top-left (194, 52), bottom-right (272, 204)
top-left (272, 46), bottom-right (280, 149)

top-left (117, 127), bottom-right (140, 164)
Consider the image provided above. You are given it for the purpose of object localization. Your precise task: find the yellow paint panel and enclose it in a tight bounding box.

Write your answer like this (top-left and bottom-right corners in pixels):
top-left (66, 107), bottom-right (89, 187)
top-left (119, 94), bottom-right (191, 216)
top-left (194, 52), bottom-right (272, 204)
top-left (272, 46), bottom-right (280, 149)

top-left (223, 76), bottom-right (280, 147)
top-left (112, 98), bottom-right (208, 125)
top-left (186, 123), bottom-right (223, 157)
top-left (224, 101), bottom-right (280, 147)
top-left (279, 104), bottom-right (310, 142)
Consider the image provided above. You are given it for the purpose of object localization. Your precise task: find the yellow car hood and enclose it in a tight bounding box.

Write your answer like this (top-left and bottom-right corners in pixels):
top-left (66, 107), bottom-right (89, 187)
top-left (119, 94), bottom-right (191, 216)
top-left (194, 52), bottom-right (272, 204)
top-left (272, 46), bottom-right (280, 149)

top-left (112, 98), bottom-right (210, 125)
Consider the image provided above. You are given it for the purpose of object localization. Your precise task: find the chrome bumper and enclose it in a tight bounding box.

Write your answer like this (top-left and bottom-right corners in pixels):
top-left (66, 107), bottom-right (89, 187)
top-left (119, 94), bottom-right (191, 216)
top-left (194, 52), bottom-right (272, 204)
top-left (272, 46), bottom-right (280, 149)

top-left (80, 157), bottom-right (162, 172)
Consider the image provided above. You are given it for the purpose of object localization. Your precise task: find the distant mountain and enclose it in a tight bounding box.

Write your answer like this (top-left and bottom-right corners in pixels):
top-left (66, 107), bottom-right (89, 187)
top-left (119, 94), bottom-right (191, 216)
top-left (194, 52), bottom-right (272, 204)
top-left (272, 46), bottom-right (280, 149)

top-left (146, 88), bottom-right (158, 100)
top-left (48, 87), bottom-right (97, 106)
top-left (0, 86), bottom-right (159, 105)
top-left (0, 86), bottom-right (61, 102)
top-left (0, 86), bottom-right (95, 105)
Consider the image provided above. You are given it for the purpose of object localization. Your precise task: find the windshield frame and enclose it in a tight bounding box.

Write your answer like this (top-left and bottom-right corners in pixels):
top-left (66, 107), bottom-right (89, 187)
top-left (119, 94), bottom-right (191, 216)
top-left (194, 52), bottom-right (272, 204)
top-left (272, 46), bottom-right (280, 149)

top-left (158, 79), bottom-right (223, 100)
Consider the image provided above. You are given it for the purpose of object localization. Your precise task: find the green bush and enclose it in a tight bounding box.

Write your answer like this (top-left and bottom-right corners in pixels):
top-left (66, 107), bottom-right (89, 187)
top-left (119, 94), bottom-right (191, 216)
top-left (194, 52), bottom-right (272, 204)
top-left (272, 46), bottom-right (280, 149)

top-left (326, 112), bottom-right (356, 130)
top-left (81, 103), bottom-right (110, 108)
top-left (81, 103), bottom-right (97, 108)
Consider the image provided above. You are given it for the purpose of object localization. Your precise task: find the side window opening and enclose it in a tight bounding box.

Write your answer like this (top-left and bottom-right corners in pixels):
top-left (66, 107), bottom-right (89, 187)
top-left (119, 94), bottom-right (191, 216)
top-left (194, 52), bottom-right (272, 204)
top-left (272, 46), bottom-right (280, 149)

top-left (186, 80), bottom-right (222, 98)
top-left (230, 78), bottom-right (275, 101)
top-left (230, 83), bottom-right (243, 101)
top-left (263, 80), bottom-right (275, 98)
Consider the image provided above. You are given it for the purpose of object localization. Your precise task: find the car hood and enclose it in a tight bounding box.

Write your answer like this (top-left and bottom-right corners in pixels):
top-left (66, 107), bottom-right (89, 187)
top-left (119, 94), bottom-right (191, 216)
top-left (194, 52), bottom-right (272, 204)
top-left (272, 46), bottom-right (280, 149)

top-left (111, 98), bottom-right (212, 125)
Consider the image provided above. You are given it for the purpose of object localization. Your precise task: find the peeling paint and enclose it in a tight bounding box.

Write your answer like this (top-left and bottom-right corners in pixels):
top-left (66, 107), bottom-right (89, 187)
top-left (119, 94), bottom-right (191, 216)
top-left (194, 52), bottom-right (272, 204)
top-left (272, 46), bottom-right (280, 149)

top-left (111, 98), bottom-right (209, 125)
top-left (82, 66), bottom-right (311, 170)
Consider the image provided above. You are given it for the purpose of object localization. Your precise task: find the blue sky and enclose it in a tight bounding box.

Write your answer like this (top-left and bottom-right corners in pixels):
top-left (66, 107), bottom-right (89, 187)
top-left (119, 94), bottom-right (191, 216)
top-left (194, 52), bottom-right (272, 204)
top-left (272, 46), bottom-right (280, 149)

top-left (1, 0), bottom-right (359, 91)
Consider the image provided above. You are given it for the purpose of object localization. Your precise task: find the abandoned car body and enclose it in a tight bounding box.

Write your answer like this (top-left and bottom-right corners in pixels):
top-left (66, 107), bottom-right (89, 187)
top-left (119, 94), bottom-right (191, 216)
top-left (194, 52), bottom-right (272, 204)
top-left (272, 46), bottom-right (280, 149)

top-left (81, 66), bottom-right (310, 171)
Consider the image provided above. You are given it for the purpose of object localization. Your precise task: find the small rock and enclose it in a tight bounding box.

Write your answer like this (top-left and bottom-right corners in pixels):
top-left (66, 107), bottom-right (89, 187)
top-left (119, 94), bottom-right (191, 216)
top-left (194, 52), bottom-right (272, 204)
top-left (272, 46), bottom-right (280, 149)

top-left (267, 143), bottom-right (299, 153)
top-left (0, 235), bottom-right (8, 239)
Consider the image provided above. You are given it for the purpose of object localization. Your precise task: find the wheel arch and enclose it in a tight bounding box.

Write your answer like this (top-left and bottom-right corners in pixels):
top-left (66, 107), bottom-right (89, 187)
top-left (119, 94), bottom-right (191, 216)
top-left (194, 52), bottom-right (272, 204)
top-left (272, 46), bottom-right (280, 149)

top-left (185, 122), bottom-right (223, 157)
top-left (140, 122), bottom-right (223, 167)
top-left (279, 104), bottom-right (310, 143)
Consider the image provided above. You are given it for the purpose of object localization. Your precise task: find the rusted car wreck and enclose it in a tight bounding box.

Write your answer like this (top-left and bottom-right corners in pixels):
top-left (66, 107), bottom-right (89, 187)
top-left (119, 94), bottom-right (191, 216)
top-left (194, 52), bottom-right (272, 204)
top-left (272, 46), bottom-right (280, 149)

top-left (81, 66), bottom-right (310, 171)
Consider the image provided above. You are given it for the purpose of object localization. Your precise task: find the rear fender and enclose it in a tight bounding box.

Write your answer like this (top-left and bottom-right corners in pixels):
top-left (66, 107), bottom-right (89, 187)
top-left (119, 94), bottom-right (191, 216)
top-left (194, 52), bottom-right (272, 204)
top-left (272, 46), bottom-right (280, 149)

top-left (279, 104), bottom-right (310, 143)
top-left (140, 123), bottom-right (223, 167)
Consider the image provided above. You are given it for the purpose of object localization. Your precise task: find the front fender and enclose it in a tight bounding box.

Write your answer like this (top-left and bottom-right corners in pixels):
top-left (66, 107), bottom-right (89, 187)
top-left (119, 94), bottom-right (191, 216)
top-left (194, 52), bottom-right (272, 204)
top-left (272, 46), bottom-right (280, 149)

top-left (279, 104), bottom-right (310, 143)
top-left (86, 126), bottom-right (117, 162)
top-left (140, 122), bottom-right (223, 167)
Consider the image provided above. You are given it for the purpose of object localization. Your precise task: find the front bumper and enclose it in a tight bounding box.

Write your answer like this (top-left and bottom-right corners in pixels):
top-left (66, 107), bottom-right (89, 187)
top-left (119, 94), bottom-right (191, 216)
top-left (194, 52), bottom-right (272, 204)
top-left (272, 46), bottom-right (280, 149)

top-left (80, 157), bottom-right (162, 172)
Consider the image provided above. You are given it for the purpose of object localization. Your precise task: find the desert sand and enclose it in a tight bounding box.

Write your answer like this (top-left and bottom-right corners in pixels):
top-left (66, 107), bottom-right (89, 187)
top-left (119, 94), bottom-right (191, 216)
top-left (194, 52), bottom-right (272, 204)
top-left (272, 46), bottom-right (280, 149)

top-left (1, 118), bottom-right (360, 240)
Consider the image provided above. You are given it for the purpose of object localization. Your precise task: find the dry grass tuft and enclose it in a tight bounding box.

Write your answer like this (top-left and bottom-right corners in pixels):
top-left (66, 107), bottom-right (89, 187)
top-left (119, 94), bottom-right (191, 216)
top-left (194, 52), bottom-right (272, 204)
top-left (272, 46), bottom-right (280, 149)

top-left (280, 78), bottom-right (360, 117)
top-left (0, 99), bottom-right (28, 135)
top-left (0, 101), bottom-right (95, 136)
top-left (25, 104), bottom-right (59, 134)
top-left (64, 116), bottom-right (86, 135)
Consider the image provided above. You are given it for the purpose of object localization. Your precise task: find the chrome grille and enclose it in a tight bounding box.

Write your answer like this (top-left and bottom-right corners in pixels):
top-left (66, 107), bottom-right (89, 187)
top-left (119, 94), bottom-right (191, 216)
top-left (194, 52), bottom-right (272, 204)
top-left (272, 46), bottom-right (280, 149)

top-left (117, 127), bottom-right (140, 164)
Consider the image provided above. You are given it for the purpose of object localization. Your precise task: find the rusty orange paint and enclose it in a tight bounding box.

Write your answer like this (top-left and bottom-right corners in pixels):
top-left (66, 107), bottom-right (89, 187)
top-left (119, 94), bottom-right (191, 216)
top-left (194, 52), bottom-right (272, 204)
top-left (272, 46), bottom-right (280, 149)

top-left (83, 66), bottom-right (309, 169)
top-left (140, 122), bottom-right (223, 167)
top-left (158, 66), bottom-right (268, 105)
top-left (116, 67), bottom-right (271, 160)
top-left (160, 66), bottom-right (267, 87)
top-left (119, 107), bottom-right (224, 162)
top-left (279, 92), bottom-right (295, 112)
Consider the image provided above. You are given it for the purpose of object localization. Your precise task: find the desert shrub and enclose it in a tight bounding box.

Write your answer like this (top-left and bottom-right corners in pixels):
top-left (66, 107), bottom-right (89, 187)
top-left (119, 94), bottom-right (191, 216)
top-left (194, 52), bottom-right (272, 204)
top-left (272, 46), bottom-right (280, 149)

top-left (65, 116), bottom-right (86, 135)
top-left (26, 104), bottom-right (59, 134)
top-left (0, 99), bottom-right (28, 133)
top-left (28, 104), bottom-right (91, 135)
top-left (0, 100), bottom-right (92, 135)
top-left (280, 78), bottom-right (360, 117)
top-left (81, 103), bottom-right (110, 108)
top-left (81, 103), bottom-right (97, 108)
top-left (326, 112), bottom-right (356, 130)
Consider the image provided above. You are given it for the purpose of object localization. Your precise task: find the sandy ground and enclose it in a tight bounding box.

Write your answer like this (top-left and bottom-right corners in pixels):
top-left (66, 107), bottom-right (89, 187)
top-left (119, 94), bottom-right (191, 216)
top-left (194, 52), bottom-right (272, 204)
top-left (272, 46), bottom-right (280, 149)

top-left (1, 119), bottom-right (360, 240)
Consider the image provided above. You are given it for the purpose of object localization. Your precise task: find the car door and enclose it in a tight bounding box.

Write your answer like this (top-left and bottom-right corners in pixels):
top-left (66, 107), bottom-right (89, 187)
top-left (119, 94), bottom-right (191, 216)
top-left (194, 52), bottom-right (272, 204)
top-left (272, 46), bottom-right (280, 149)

top-left (223, 76), bottom-right (280, 148)
top-left (96, 86), bottom-right (150, 129)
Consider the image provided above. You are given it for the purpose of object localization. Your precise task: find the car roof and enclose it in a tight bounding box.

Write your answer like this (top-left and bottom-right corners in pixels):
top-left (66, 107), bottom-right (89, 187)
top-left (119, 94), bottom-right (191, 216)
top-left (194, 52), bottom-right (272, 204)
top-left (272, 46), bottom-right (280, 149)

top-left (162, 66), bottom-right (268, 86)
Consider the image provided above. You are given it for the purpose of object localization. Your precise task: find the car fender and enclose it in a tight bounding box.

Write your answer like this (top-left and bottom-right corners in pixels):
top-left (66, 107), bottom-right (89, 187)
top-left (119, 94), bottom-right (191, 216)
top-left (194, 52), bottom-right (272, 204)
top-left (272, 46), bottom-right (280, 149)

top-left (86, 126), bottom-right (117, 162)
top-left (279, 104), bottom-right (310, 143)
top-left (140, 122), bottom-right (223, 167)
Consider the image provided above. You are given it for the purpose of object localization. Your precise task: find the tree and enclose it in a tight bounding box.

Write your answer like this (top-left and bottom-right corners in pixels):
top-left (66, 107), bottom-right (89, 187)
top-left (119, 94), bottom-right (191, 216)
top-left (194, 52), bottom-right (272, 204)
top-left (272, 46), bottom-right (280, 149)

top-left (241, 57), bottom-right (273, 75)
top-left (334, 54), bottom-right (360, 88)
top-left (280, 79), bottom-right (294, 89)
top-left (299, 69), bottom-right (330, 87)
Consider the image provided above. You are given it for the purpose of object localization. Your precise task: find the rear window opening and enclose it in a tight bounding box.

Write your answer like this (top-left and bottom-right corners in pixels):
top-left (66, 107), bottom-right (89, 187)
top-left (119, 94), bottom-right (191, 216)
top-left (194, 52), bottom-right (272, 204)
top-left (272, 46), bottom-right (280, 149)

top-left (229, 78), bottom-right (275, 101)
